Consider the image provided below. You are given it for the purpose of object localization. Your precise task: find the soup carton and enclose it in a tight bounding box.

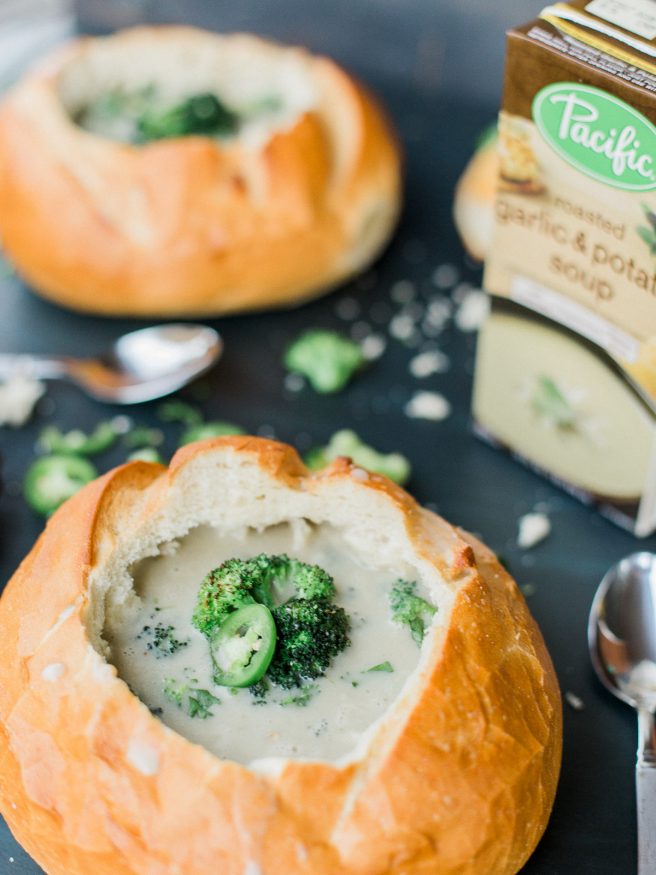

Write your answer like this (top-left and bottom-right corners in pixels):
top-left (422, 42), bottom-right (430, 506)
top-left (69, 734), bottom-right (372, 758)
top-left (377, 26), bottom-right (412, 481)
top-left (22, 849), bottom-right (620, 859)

top-left (475, 0), bottom-right (656, 536)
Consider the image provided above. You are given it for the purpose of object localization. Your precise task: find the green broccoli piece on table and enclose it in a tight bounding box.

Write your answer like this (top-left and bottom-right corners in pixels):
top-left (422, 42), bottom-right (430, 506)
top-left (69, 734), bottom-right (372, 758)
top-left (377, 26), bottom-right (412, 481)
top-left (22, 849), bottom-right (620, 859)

top-left (284, 330), bottom-right (364, 394)
top-left (389, 579), bottom-right (436, 645)
top-left (268, 598), bottom-right (350, 689)
top-left (180, 421), bottom-right (245, 446)
top-left (304, 429), bottom-right (411, 485)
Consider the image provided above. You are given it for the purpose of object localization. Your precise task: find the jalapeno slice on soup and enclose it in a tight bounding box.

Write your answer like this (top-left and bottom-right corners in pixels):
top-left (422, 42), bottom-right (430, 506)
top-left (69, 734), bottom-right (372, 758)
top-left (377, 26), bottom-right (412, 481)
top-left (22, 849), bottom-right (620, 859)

top-left (210, 603), bottom-right (276, 688)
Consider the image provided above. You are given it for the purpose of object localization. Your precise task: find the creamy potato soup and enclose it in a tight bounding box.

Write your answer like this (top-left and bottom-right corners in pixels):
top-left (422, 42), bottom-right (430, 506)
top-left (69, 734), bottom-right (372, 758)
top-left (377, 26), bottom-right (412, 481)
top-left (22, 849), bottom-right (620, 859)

top-left (105, 522), bottom-right (429, 764)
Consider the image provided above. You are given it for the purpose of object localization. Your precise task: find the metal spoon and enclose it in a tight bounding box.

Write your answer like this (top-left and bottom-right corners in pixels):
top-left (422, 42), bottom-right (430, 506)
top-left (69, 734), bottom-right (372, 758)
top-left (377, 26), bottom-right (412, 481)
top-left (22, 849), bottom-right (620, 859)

top-left (588, 552), bottom-right (656, 874)
top-left (0, 324), bottom-right (222, 404)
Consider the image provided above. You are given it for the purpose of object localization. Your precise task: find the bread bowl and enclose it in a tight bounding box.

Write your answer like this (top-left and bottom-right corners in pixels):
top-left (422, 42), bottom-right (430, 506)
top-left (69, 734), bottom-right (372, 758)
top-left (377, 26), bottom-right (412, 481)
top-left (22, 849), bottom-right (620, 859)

top-left (453, 129), bottom-right (498, 262)
top-left (0, 27), bottom-right (401, 317)
top-left (0, 436), bottom-right (561, 874)
top-left (454, 115), bottom-right (544, 261)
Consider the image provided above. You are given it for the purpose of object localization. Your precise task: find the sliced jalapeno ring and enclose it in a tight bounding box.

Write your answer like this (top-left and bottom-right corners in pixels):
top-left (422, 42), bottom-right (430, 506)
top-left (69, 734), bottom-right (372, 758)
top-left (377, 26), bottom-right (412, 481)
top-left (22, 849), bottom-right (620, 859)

top-left (179, 421), bottom-right (245, 447)
top-left (24, 455), bottom-right (97, 516)
top-left (211, 603), bottom-right (276, 688)
top-left (39, 421), bottom-right (117, 456)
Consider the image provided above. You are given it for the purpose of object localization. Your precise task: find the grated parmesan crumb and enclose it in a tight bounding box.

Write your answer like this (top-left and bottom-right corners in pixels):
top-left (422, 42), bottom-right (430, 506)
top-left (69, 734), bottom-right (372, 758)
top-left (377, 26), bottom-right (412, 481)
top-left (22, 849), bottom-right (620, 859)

top-left (0, 373), bottom-right (45, 427)
top-left (409, 349), bottom-right (450, 378)
top-left (431, 263), bottom-right (460, 289)
top-left (284, 373), bottom-right (305, 393)
top-left (360, 334), bottom-right (387, 361)
top-left (517, 512), bottom-right (551, 549)
top-left (390, 280), bottom-right (416, 304)
top-left (389, 314), bottom-right (416, 341)
top-left (404, 391), bottom-right (451, 421)
top-left (454, 289), bottom-right (490, 332)
top-left (565, 691), bottom-right (585, 711)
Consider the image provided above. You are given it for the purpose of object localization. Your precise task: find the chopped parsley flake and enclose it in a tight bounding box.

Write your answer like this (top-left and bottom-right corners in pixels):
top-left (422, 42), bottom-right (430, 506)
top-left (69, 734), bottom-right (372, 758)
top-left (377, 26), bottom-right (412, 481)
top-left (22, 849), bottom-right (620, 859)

top-left (163, 679), bottom-right (220, 719)
top-left (366, 661), bottom-right (394, 673)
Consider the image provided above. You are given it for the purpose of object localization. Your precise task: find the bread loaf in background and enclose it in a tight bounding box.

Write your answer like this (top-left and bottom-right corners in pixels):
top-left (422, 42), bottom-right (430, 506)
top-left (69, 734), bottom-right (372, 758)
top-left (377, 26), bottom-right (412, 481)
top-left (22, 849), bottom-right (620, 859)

top-left (0, 436), bottom-right (561, 875)
top-left (0, 27), bottom-right (402, 317)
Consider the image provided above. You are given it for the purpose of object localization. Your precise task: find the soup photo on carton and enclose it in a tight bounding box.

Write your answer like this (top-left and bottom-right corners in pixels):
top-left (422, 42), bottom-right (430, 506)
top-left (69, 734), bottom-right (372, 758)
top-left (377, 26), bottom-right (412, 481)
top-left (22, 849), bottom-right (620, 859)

top-left (476, 0), bottom-right (656, 537)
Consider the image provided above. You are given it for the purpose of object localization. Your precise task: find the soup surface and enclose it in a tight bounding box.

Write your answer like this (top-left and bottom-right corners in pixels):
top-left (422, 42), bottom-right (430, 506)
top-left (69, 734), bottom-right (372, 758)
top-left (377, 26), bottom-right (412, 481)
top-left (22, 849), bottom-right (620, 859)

top-left (105, 522), bottom-right (427, 764)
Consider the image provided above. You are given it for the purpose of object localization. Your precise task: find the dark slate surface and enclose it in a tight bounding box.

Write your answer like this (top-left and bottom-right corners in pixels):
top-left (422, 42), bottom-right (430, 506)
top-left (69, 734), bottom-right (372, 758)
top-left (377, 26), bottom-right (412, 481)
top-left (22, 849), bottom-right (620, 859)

top-left (1, 1), bottom-right (652, 872)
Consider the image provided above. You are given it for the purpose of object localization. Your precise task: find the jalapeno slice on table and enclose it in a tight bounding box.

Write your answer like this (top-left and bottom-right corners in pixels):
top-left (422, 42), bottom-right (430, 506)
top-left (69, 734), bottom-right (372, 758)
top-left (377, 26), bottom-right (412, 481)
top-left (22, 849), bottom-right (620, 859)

top-left (39, 422), bottom-right (117, 456)
top-left (211, 603), bottom-right (277, 688)
top-left (24, 455), bottom-right (97, 516)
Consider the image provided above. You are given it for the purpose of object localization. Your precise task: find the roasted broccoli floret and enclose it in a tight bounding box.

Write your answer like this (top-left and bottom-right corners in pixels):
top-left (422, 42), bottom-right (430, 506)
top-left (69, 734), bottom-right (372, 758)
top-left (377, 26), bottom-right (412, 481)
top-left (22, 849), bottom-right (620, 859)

top-left (389, 579), bottom-right (436, 645)
top-left (268, 598), bottom-right (350, 689)
top-left (193, 553), bottom-right (335, 637)
top-left (192, 558), bottom-right (258, 636)
top-left (304, 429), bottom-right (411, 485)
top-left (284, 330), bottom-right (364, 394)
top-left (261, 556), bottom-right (334, 604)
top-left (193, 554), bottom-right (350, 693)
top-left (137, 93), bottom-right (239, 142)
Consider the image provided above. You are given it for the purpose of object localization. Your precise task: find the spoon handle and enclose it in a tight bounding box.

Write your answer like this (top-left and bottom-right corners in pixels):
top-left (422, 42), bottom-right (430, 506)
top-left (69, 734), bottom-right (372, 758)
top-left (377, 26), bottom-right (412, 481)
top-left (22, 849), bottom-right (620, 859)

top-left (637, 709), bottom-right (656, 875)
top-left (0, 354), bottom-right (68, 381)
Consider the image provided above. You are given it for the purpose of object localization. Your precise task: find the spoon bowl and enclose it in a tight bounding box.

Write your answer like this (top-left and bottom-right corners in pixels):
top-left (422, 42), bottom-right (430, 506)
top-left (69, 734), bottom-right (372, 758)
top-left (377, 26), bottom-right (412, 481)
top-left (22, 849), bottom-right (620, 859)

top-left (589, 552), bottom-right (656, 873)
top-left (0, 324), bottom-right (222, 404)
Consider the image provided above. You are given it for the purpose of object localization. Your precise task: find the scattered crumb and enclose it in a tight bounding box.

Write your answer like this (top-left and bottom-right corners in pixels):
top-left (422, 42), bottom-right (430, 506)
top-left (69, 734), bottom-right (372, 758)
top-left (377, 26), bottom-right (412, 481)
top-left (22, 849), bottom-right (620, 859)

top-left (110, 415), bottom-right (133, 434)
top-left (517, 512), bottom-right (551, 549)
top-left (454, 289), bottom-right (490, 332)
top-left (0, 373), bottom-right (45, 427)
top-left (451, 282), bottom-right (474, 303)
top-left (432, 263), bottom-right (460, 289)
top-left (405, 391), bottom-right (451, 421)
top-left (284, 373), bottom-right (305, 393)
top-left (390, 280), bottom-right (416, 304)
top-left (360, 334), bottom-right (387, 361)
top-left (335, 296), bottom-right (360, 320)
top-left (409, 349), bottom-right (450, 378)
top-left (565, 691), bottom-right (585, 711)
top-left (389, 313), bottom-right (416, 341)
top-left (520, 582), bottom-right (537, 597)
top-left (424, 297), bottom-right (452, 331)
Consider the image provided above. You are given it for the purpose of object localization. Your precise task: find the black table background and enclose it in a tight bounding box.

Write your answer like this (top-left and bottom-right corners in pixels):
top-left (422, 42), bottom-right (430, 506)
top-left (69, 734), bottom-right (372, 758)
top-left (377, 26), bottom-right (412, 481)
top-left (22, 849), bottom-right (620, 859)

top-left (1, 1), bottom-right (653, 871)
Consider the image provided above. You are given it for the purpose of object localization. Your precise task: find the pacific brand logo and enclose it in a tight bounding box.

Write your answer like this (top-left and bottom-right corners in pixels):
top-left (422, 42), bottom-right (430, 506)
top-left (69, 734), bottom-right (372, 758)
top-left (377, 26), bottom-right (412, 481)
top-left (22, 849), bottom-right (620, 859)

top-left (532, 83), bottom-right (656, 191)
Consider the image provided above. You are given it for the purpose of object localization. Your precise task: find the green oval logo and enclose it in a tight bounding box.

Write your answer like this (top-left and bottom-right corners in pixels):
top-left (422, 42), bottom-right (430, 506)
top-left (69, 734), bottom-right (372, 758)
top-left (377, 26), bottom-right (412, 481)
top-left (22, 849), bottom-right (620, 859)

top-left (532, 83), bottom-right (656, 191)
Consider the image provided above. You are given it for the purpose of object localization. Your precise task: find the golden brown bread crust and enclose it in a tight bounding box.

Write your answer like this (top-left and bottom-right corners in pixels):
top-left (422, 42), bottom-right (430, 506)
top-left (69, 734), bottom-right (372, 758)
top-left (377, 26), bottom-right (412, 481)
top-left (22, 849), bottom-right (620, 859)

top-left (0, 27), bottom-right (401, 317)
top-left (0, 437), bottom-right (561, 874)
top-left (453, 136), bottom-right (498, 262)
